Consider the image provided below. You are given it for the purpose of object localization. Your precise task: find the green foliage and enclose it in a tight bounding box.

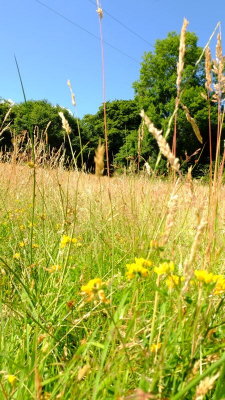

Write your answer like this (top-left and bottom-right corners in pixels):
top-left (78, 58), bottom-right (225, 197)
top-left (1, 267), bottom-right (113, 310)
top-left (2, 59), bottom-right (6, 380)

top-left (133, 31), bottom-right (219, 171)
top-left (81, 100), bottom-right (141, 171)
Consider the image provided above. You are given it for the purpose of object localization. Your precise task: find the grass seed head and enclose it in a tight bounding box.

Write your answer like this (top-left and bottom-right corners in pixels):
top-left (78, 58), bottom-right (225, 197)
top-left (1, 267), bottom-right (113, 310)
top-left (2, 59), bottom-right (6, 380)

top-left (94, 143), bottom-right (105, 176)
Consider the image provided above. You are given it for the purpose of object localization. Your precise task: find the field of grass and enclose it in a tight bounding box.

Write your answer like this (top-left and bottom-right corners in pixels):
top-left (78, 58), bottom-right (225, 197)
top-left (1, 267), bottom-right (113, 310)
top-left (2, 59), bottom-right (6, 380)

top-left (0, 161), bottom-right (225, 400)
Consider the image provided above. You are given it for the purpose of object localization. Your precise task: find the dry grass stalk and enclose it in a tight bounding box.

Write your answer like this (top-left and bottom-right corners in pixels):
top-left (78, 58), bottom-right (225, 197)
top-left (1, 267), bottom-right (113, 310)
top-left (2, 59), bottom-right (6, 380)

top-left (185, 166), bottom-right (195, 202)
top-left (213, 33), bottom-right (225, 100)
top-left (181, 103), bottom-right (203, 143)
top-left (176, 18), bottom-right (189, 99)
top-left (35, 367), bottom-right (42, 400)
top-left (140, 110), bottom-right (180, 172)
top-left (94, 143), bottom-right (105, 176)
top-left (58, 112), bottom-right (71, 135)
top-left (43, 121), bottom-right (51, 145)
top-left (205, 46), bottom-right (212, 92)
top-left (137, 121), bottom-right (144, 171)
top-left (183, 210), bottom-right (207, 278)
top-left (67, 80), bottom-right (76, 106)
top-left (161, 182), bottom-right (179, 245)
top-left (194, 372), bottom-right (220, 400)
top-left (0, 107), bottom-right (12, 136)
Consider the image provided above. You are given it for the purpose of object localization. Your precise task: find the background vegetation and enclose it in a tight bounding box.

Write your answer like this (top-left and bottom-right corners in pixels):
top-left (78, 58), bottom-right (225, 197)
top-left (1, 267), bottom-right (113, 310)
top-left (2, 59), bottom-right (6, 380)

top-left (0, 30), bottom-right (223, 175)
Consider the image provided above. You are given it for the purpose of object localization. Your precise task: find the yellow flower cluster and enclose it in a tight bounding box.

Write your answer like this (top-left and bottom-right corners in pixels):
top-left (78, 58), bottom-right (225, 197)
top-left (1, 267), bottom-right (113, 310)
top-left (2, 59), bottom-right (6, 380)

top-left (165, 274), bottom-right (184, 289)
top-left (214, 277), bottom-right (225, 295)
top-left (154, 261), bottom-right (175, 275)
top-left (60, 235), bottom-right (81, 249)
top-left (194, 270), bottom-right (218, 284)
top-left (81, 278), bottom-right (109, 303)
top-left (126, 258), bottom-right (152, 279)
top-left (194, 270), bottom-right (225, 295)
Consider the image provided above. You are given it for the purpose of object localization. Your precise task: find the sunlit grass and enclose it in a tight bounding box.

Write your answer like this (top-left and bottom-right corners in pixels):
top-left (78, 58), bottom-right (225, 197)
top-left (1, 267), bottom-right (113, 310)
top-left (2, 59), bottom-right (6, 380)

top-left (0, 162), bottom-right (225, 399)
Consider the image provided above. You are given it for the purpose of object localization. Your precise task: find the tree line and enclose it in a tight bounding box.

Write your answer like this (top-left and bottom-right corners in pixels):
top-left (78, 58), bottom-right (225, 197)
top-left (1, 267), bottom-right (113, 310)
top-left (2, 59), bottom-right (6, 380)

top-left (0, 31), bottom-right (223, 175)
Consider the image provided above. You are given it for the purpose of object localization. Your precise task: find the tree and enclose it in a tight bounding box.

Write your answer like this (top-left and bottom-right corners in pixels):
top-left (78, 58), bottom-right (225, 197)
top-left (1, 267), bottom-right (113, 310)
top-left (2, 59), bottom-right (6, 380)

top-left (0, 100), bottom-right (85, 165)
top-left (133, 31), bottom-right (219, 172)
top-left (81, 100), bottom-right (141, 172)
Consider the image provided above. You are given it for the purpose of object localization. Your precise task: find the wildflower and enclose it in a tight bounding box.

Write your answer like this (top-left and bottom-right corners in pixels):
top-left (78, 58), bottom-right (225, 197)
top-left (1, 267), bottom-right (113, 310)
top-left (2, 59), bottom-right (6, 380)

top-left (213, 277), bottom-right (225, 295)
top-left (166, 274), bottom-right (184, 289)
top-left (126, 263), bottom-right (149, 279)
top-left (154, 261), bottom-right (175, 275)
top-left (46, 265), bottom-right (62, 273)
top-left (13, 253), bottom-right (20, 260)
top-left (32, 243), bottom-right (39, 248)
top-left (60, 235), bottom-right (81, 249)
top-left (134, 257), bottom-right (152, 268)
top-left (81, 278), bottom-right (108, 303)
top-left (194, 270), bottom-right (216, 284)
top-left (19, 241), bottom-right (26, 247)
top-left (150, 343), bottom-right (162, 353)
top-left (6, 374), bottom-right (16, 384)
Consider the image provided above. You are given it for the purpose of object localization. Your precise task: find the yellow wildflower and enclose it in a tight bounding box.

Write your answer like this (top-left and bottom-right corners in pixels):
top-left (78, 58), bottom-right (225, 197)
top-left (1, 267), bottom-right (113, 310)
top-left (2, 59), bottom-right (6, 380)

top-left (154, 261), bottom-right (175, 275)
top-left (81, 278), bottom-right (108, 303)
top-left (166, 274), bottom-right (184, 289)
top-left (81, 278), bottom-right (103, 294)
top-left (134, 257), bottom-right (152, 268)
top-left (126, 263), bottom-right (149, 279)
top-left (32, 243), bottom-right (39, 248)
top-left (150, 343), bottom-right (162, 353)
top-left (46, 265), bottom-right (62, 273)
top-left (194, 270), bottom-right (216, 284)
top-left (213, 277), bottom-right (225, 295)
top-left (6, 374), bottom-right (16, 384)
top-left (60, 235), bottom-right (81, 248)
top-left (13, 253), bottom-right (20, 260)
top-left (19, 241), bottom-right (26, 247)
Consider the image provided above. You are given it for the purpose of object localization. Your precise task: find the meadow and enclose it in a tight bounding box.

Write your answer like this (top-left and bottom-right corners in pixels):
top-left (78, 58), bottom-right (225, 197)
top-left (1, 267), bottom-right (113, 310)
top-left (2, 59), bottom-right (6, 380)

top-left (1, 17), bottom-right (225, 400)
top-left (0, 160), bottom-right (225, 400)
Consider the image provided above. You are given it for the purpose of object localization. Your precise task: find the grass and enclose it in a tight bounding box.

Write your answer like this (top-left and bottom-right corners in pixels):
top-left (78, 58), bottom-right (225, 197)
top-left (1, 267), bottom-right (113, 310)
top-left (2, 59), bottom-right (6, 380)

top-left (0, 162), bottom-right (225, 400)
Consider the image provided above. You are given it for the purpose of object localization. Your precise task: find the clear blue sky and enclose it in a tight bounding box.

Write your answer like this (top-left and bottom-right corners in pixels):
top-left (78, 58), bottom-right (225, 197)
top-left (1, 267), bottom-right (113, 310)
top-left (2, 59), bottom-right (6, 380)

top-left (1, 0), bottom-right (224, 117)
